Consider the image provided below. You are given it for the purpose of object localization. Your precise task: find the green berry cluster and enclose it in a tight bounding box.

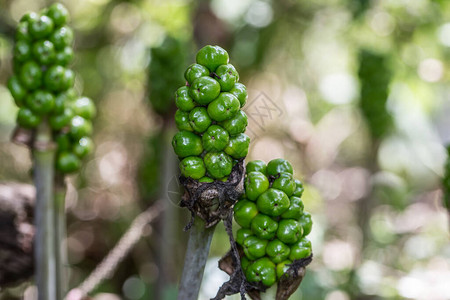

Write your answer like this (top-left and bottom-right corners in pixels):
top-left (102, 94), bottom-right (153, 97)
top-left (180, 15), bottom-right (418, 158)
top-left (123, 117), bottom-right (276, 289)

top-left (7, 4), bottom-right (95, 174)
top-left (443, 146), bottom-right (450, 210)
top-left (358, 50), bottom-right (392, 139)
top-left (234, 159), bottom-right (312, 287)
top-left (148, 36), bottom-right (186, 116)
top-left (172, 45), bottom-right (250, 181)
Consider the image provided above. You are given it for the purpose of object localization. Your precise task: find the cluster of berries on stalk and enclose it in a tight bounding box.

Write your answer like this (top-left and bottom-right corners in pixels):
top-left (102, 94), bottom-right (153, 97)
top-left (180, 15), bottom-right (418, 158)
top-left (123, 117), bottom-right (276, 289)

top-left (172, 45), bottom-right (250, 181)
top-left (443, 146), bottom-right (450, 211)
top-left (234, 159), bottom-right (312, 287)
top-left (8, 3), bottom-right (95, 174)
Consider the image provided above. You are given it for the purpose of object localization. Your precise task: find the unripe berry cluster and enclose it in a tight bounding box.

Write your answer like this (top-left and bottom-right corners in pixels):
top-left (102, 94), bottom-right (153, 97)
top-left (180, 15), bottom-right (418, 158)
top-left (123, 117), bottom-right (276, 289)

top-left (8, 4), bottom-right (95, 174)
top-left (443, 146), bottom-right (450, 210)
top-left (358, 50), bottom-right (392, 138)
top-left (234, 159), bottom-right (312, 287)
top-left (172, 45), bottom-right (250, 181)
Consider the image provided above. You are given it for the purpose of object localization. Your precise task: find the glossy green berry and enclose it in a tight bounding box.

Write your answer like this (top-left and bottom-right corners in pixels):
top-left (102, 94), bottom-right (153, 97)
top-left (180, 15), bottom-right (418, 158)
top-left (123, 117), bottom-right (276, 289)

top-left (251, 214), bottom-right (278, 240)
top-left (218, 110), bottom-right (248, 136)
top-left (276, 260), bottom-right (292, 279)
top-left (49, 26), bottom-right (73, 50)
top-left (14, 40), bottom-right (31, 62)
top-left (246, 160), bottom-right (267, 174)
top-left (207, 92), bottom-right (240, 122)
top-left (70, 116), bottom-right (93, 140)
top-left (46, 3), bottom-right (69, 26)
top-left (224, 133), bottom-right (250, 159)
top-left (49, 107), bottom-right (73, 130)
top-left (184, 63), bottom-right (210, 84)
top-left (243, 236), bottom-right (268, 260)
top-left (54, 46), bottom-right (74, 66)
top-left (236, 228), bottom-right (253, 245)
top-left (272, 172), bottom-right (296, 197)
top-left (229, 83), bottom-right (248, 107)
top-left (73, 136), bottom-right (94, 158)
top-left (72, 97), bottom-right (96, 120)
top-left (292, 179), bottom-right (304, 197)
top-left (25, 90), bottom-right (55, 114)
top-left (55, 133), bottom-right (71, 152)
top-left (256, 188), bottom-right (290, 217)
top-left (202, 125), bottom-right (229, 152)
top-left (233, 199), bottom-right (258, 228)
top-left (16, 22), bottom-right (32, 42)
top-left (298, 212), bottom-right (313, 237)
top-left (189, 76), bottom-right (221, 105)
top-left (7, 76), bottom-right (27, 106)
top-left (245, 171), bottom-right (269, 201)
top-left (189, 107), bottom-right (211, 133)
top-left (17, 107), bottom-right (41, 128)
top-left (19, 61), bottom-right (42, 90)
top-left (266, 239), bottom-right (291, 264)
top-left (203, 151), bottom-right (232, 179)
top-left (289, 239), bottom-right (311, 261)
top-left (245, 257), bottom-right (276, 287)
top-left (179, 156), bottom-right (206, 179)
top-left (215, 64), bottom-right (239, 91)
top-left (31, 40), bottom-right (55, 65)
top-left (172, 131), bottom-right (203, 158)
top-left (43, 65), bottom-right (65, 91)
top-left (175, 110), bottom-right (193, 132)
top-left (281, 196), bottom-right (304, 219)
top-left (20, 12), bottom-right (39, 24)
top-left (297, 237), bottom-right (312, 249)
top-left (199, 176), bottom-right (214, 183)
top-left (175, 86), bottom-right (196, 111)
top-left (53, 91), bottom-right (72, 114)
top-left (56, 151), bottom-right (81, 173)
top-left (267, 158), bottom-right (294, 176)
top-left (28, 15), bottom-right (54, 39)
top-left (61, 68), bottom-right (75, 90)
top-left (196, 45), bottom-right (229, 72)
top-left (277, 219), bottom-right (302, 245)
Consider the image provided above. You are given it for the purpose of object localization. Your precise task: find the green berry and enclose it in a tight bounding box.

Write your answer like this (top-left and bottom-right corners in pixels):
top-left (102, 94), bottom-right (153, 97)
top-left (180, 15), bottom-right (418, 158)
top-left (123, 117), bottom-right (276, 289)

top-left (298, 212), bottom-right (313, 237)
top-left (267, 158), bottom-right (294, 176)
top-left (224, 133), bottom-right (250, 159)
top-left (256, 188), bottom-right (290, 217)
top-left (236, 228), bottom-right (253, 245)
top-left (73, 136), bottom-right (94, 158)
top-left (179, 156), bottom-right (206, 179)
top-left (46, 3), bottom-right (69, 26)
top-left (215, 64), bottom-right (239, 91)
top-left (49, 107), bottom-right (73, 130)
top-left (189, 107), bottom-right (211, 133)
top-left (175, 110), bottom-right (193, 132)
top-left (189, 76), bottom-right (221, 105)
top-left (70, 116), bottom-right (93, 140)
top-left (246, 160), bottom-right (267, 174)
top-left (243, 236), bottom-right (268, 260)
top-left (49, 26), bottom-right (73, 50)
top-left (203, 151), bottom-right (232, 179)
top-left (218, 110), bottom-right (248, 136)
top-left (233, 199), bottom-right (258, 228)
top-left (17, 107), bottom-right (41, 128)
top-left (14, 40), bottom-right (31, 62)
top-left (207, 92), bottom-right (240, 122)
top-left (292, 179), bottom-right (304, 197)
top-left (266, 239), bottom-right (291, 264)
top-left (272, 172), bottom-right (296, 197)
top-left (245, 171), bottom-right (269, 201)
top-left (7, 76), bottom-right (27, 106)
top-left (276, 260), bottom-right (292, 279)
top-left (281, 196), bottom-right (304, 219)
top-left (229, 83), bottom-right (247, 107)
top-left (245, 257), bottom-right (276, 287)
top-left (28, 15), bottom-right (54, 39)
top-left (25, 90), bottom-right (55, 115)
top-left (202, 125), bottom-right (229, 152)
top-left (196, 45), bottom-right (229, 72)
top-left (175, 86), bottom-right (196, 111)
top-left (251, 214), bottom-right (278, 240)
top-left (19, 61), bottom-right (42, 90)
top-left (31, 40), bottom-right (55, 65)
top-left (54, 46), bottom-right (74, 66)
top-left (277, 219), bottom-right (302, 245)
top-left (184, 63), bottom-right (210, 84)
top-left (172, 131), bottom-right (203, 158)
top-left (72, 97), bottom-right (96, 120)
top-left (56, 151), bottom-right (81, 173)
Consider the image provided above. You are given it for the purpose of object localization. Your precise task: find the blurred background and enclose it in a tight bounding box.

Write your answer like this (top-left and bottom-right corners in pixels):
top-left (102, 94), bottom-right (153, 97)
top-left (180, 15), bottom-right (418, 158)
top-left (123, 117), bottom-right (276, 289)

top-left (0, 0), bottom-right (450, 299)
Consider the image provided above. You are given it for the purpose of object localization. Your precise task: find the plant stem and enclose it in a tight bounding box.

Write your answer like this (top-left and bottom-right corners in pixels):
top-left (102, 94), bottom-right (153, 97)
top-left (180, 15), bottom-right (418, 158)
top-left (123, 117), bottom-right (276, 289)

top-left (177, 217), bottom-right (215, 300)
top-left (33, 121), bottom-right (58, 300)
top-left (55, 179), bottom-right (67, 299)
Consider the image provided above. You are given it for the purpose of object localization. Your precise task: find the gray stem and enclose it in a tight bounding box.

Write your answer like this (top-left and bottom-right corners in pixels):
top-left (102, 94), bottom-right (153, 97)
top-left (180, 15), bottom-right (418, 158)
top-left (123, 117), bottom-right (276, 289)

top-left (33, 122), bottom-right (58, 300)
top-left (177, 217), bottom-right (215, 300)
